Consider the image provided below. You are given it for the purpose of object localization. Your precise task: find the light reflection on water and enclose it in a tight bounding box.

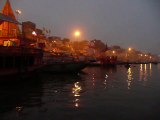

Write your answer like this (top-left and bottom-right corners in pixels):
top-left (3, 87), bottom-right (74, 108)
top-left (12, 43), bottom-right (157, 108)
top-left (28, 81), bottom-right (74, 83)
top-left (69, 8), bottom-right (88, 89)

top-left (72, 82), bottom-right (82, 108)
top-left (0, 64), bottom-right (160, 120)
top-left (127, 67), bottom-right (133, 90)
top-left (139, 64), bottom-right (153, 87)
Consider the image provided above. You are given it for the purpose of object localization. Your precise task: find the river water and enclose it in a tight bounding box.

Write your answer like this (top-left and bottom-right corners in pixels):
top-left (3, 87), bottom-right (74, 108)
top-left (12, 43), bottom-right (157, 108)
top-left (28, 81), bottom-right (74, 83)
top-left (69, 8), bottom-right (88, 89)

top-left (0, 64), bottom-right (160, 120)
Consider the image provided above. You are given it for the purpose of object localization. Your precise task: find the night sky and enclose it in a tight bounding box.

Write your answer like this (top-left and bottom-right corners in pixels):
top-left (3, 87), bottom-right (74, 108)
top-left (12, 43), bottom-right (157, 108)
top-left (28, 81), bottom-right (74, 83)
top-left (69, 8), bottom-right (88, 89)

top-left (0, 0), bottom-right (160, 54)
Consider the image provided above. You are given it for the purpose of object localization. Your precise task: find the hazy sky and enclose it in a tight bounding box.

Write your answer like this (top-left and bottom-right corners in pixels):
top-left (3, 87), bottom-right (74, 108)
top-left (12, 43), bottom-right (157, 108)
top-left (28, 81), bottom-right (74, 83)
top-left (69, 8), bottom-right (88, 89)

top-left (0, 0), bottom-right (160, 54)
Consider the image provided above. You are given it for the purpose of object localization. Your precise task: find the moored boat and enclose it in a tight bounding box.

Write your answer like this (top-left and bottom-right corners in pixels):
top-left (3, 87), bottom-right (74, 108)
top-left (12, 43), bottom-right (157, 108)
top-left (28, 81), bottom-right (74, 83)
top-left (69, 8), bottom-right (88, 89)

top-left (42, 61), bottom-right (87, 73)
top-left (42, 52), bottom-right (88, 73)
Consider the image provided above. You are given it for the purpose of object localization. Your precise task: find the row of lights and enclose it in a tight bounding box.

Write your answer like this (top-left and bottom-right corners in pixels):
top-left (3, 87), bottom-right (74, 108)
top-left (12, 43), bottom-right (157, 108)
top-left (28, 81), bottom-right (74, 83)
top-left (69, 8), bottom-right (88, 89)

top-left (111, 48), bottom-right (152, 59)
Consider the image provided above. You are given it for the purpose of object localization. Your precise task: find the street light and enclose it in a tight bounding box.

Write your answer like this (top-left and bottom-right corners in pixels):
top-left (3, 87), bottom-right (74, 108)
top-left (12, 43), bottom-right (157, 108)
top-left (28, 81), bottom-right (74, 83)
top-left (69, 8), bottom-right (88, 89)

top-left (74, 30), bottom-right (81, 38)
top-left (32, 31), bottom-right (38, 47)
top-left (126, 47), bottom-right (132, 63)
top-left (128, 47), bottom-right (132, 52)
top-left (32, 31), bottom-right (37, 36)
top-left (74, 30), bottom-right (81, 53)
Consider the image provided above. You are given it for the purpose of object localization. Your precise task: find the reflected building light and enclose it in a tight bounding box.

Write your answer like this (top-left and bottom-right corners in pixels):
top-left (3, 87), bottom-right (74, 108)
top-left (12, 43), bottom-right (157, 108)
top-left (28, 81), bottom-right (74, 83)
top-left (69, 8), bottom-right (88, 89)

top-left (72, 82), bottom-right (82, 97)
top-left (149, 63), bottom-right (152, 77)
top-left (139, 64), bottom-right (143, 81)
top-left (149, 63), bottom-right (152, 70)
top-left (104, 74), bottom-right (108, 89)
top-left (103, 79), bottom-right (107, 89)
top-left (127, 67), bottom-right (133, 90)
top-left (75, 103), bottom-right (79, 107)
top-left (139, 64), bottom-right (148, 83)
top-left (16, 106), bottom-right (23, 113)
top-left (105, 74), bottom-right (108, 79)
top-left (74, 99), bottom-right (79, 108)
top-left (145, 64), bottom-right (147, 71)
top-left (144, 64), bottom-right (148, 82)
top-left (140, 64), bottom-right (143, 72)
top-left (92, 74), bottom-right (95, 86)
top-left (72, 82), bottom-right (82, 108)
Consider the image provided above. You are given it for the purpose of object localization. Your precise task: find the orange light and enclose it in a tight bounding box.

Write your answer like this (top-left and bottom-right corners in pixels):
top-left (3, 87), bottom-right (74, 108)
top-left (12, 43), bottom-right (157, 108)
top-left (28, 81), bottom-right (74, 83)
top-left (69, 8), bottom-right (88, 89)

top-left (128, 47), bottom-right (132, 51)
top-left (74, 31), bottom-right (81, 37)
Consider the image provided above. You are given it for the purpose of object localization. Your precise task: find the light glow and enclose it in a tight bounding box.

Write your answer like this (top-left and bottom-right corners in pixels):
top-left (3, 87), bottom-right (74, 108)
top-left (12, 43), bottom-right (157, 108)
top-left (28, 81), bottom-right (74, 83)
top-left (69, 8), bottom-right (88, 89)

top-left (128, 47), bottom-right (132, 52)
top-left (74, 31), bottom-right (81, 37)
top-left (32, 31), bottom-right (37, 36)
top-left (15, 9), bottom-right (22, 15)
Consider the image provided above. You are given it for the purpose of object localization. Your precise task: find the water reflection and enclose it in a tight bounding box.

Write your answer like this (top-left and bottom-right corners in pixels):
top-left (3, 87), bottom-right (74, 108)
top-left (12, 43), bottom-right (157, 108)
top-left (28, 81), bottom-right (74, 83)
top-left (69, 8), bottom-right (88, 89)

top-left (1, 65), bottom-right (160, 120)
top-left (92, 74), bottom-right (95, 87)
top-left (139, 64), bottom-right (153, 82)
top-left (103, 74), bottom-right (108, 89)
top-left (127, 67), bottom-right (133, 90)
top-left (0, 73), bottom-right (81, 115)
top-left (149, 63), bottom-right (152, 77)
top-left (72, 82), bottom-right (82, 108)
top-left (83, 66), bottom-right (117, 90)
top-left (144, 64), bottom-right (148, 81)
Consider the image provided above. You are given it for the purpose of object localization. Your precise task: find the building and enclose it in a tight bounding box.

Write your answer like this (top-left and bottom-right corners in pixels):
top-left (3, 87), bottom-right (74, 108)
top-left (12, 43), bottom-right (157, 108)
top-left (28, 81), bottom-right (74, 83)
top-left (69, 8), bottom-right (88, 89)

top-left (0, 0), bottom-right (20, 46)
top-left (22, 21), bottom-right (36, 41)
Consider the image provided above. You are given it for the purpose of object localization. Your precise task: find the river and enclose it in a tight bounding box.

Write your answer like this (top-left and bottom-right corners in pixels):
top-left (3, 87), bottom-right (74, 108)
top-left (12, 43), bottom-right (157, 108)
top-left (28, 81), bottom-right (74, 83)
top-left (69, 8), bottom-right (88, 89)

top-left (0, 64), bottom-right (160, 120)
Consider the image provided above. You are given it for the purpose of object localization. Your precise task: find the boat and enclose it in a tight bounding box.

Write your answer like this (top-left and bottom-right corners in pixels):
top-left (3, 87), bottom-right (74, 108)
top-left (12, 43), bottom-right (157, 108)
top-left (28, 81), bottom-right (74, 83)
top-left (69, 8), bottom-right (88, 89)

top-left (42, 61), bottom-right (87, 73)
top-left (42, 52), bottom-right (88, 73)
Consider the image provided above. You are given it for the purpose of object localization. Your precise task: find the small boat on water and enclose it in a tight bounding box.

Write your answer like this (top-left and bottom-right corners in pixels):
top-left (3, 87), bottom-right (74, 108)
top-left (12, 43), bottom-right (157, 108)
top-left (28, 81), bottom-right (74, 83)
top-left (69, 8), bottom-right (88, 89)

top-left (88, 56), bottom-right (118, 67)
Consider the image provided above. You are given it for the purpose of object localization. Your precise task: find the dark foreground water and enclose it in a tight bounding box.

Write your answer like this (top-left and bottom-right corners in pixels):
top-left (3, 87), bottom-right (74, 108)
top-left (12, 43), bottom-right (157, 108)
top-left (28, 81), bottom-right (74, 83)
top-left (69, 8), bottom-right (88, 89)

top-left (0, 64), bottom-right (160, 120)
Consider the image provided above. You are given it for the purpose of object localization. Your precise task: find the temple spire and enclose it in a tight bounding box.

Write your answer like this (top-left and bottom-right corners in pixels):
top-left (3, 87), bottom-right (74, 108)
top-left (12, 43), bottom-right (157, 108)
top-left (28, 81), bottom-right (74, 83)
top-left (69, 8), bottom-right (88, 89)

top-left (2, 0), bottom-right (17, 20)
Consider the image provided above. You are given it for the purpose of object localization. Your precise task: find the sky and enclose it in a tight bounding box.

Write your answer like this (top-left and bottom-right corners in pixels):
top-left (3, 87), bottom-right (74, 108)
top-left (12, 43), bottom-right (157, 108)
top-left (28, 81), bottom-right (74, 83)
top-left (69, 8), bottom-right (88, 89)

top-left (0, 0), bottom-right (160, 54)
